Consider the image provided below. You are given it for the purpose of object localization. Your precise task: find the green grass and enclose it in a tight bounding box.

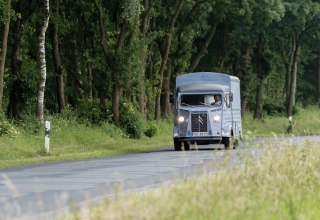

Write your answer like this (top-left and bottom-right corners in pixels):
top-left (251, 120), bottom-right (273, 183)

top-left (64, 140), bottom-right (320, 220)
top-left (0, 107), bottom-right (319, 169)
top-left (242, 106), bottom-right (320, 139)
top-left (0, 118), bottom-right (173, 168)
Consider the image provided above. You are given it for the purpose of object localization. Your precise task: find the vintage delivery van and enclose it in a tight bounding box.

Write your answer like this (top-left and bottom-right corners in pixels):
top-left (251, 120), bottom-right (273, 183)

top-left (173, 72), bottom-right (242, 150)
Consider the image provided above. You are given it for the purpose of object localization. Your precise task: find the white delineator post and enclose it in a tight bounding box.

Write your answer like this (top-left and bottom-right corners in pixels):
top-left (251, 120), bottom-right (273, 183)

top-left (45, 121), bottom-right (50, 153)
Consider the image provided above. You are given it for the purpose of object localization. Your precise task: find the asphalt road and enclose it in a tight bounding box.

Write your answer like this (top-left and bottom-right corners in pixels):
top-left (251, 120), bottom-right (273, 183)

top-left (0, 135), bottom-right (319, 220)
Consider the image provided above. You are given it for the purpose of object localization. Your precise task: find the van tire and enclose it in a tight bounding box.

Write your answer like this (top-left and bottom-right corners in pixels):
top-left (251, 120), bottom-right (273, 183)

top-left (184, 141), bottom-right (190, 151)
top-left (174, 139), bottom-right (182, 151)
top-left (233, 139), bottom-right (239, 149)
top-left (223, 137), bottom-right (233, 150)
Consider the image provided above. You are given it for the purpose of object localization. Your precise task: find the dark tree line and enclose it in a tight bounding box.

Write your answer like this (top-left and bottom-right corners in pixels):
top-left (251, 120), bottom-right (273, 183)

top-left (0, 0), bottom-right (319, 125)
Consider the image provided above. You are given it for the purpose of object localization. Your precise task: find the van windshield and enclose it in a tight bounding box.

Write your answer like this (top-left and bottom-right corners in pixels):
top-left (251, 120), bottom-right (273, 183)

top-left (180, 94), bottom-right (222, 107)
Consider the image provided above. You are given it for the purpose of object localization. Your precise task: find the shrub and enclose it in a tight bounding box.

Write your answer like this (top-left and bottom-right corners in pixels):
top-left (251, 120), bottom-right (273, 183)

top-left (16, 113), bottom-right (42, 135)
top-left (144, 121), bottom-right (159, 138)
top-left (0, 114), bottom-right (20, 138)
top-left (74, 99), bottom-right (106, 125)
top-left (263, 102), bottom-right (286, 116)
top-left (120, 102), bottom-right (144, 139)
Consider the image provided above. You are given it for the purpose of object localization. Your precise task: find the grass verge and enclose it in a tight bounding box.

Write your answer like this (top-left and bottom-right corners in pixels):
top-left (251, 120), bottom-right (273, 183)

top-left (64, 139), bottom-right (320, 220)
top-left (0, 119), bottom-right (172, 169)
top-left (242, 106), bottom-right (320, 139)
top-left (0, 107), bottom-right (319, 169)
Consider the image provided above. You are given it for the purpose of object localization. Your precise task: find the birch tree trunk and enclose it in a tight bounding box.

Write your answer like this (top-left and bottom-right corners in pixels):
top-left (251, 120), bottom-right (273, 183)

top-left (37, 0), bottom-right (50, 120)
top-left (0, 0), bottom-right (11, 112)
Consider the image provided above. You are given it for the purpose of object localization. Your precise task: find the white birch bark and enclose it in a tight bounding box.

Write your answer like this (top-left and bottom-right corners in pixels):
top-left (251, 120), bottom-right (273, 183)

top-left (37, 0), bottom-right (50, 120)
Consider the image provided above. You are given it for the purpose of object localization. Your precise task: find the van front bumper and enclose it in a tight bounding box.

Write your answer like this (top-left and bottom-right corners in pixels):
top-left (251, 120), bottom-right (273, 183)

top-left (174, 136), bottom-right (224, 145)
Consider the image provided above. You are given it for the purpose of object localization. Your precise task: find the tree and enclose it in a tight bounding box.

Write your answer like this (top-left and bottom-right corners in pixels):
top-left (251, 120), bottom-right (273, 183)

top-left (154, 0), bottom-right (183, 121)
top-left (51, 0), bottom-right (65, 113)
top-left (318, 50), bottom-right (320, 107)
top-left (37, 0), bottom-right (50, 120)
top-left (7, 0), bottom-right (37, 119)
top-left (0, 0), bottom-right (11, 112)
top-left (278, 0), bottom-right (320, 116)
top-left (94, 0), bottom-right (143, 125)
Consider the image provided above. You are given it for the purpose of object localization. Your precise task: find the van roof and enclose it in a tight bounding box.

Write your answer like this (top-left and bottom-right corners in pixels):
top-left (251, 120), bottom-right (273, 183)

top-left (176, 72), bottom-right (238, 92)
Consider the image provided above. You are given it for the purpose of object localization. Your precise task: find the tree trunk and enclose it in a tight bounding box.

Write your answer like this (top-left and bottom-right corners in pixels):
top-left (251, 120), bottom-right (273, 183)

top-left (318, 50), bottom-right (320, 108)
top-left (0, 0), bottom-right (11, 112)
top-left (287, 43), bottom-right (299, 117)
top-left (51, 21), bottom-right (65, 113)
top-left (218, 23), bottom-right (228, 72)
top-left (253, 36), bottom-right (265, 119)
top-left (7, 1), bottom-right (24, 119)
top-left (253, 78), bottom-right (265, 119)
top-left (138, 0), bottom-right (155, 119)
top-left (241, 98), bottom-right (247, 117)
top-left (94, 0), bottom-right (126, 125)
top-left (161, 59), bottom-right (172, 118)
top-left (286, 36), bottom-right (297, 102)
top-left (69, 33), bottom-right (84, 94)
top-left (37, 0), bottom-right (50, 120)
top-left (188, 20), bottom-right (219, 72)
top-left (145, 52), bottom-right (153, 120)
top-left (112, 82), bottom-right (121, 125)
top-left (88, 34), bottom-right (106, 113)
top-left (240, 46), bottom-right (251, 116)
top-left (155, 0), bottom-right (183, 121)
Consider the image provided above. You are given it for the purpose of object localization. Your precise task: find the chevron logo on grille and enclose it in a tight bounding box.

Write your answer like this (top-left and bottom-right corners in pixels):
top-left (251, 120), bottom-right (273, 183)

top-left (197, 116), bottom-right (204, 124)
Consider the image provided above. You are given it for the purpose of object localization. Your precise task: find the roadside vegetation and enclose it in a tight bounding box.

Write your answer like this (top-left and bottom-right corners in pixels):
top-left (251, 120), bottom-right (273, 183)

top-left (0, 106), bottom-right (319, 169)
top-left (0, 107), bottom-right (172, 168)
top-left (242, 106), bottom-right (320, 140)
top-left (65, 138), bottom-right (320, 220)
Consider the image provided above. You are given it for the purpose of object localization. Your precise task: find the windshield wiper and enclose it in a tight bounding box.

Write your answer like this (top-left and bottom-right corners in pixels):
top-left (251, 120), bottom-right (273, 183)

top-left (181, 103), bottom-right (194, 108)
top-left (199, 102), bottom-right (213, 108)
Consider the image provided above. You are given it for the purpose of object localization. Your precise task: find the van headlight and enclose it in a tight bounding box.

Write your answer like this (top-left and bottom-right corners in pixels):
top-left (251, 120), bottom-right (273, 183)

top-left (213, 115), bottom-right (220, 122)
top-left (178, 116), bottom-right (185, 123)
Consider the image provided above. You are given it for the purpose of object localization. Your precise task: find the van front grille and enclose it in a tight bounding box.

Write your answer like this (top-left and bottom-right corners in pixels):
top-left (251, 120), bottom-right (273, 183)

top-left (191, 112), bottom-right (208, 132)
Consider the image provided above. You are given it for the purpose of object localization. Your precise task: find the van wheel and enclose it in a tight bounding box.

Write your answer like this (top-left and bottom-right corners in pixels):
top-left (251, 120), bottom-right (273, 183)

top-left (174, 139), bottom-right (182, 151)
top-left (233, 139), bottom-right (239, 149)
top-left (184, 141), bottom-right (190, 151)
top-left (223, 137), bottom-right (233, 150)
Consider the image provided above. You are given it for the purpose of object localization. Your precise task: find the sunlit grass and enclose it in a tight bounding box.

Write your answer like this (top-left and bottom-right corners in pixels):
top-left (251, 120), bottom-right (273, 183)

top-left (0, 107), bottom-right (319, 169)
top-left (0, 120), bottom-right (173, 168)
top-left (64, 139), bottom-right (320, 220)
top-left (243, 107), bottom-right (320, 139)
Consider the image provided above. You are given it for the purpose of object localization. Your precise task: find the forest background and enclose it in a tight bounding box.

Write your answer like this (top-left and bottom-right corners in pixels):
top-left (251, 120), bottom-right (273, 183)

top-left (0, 0), bottom-right (320, 140)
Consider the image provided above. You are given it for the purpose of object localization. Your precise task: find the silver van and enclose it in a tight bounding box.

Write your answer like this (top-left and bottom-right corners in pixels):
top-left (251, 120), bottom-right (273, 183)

top-left (173, 72), bottom-right (242, 150)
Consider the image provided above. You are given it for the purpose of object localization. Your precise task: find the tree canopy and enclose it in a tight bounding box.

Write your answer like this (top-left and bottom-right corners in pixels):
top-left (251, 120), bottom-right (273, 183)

top-left (0, 0), bottom-right (319, 130)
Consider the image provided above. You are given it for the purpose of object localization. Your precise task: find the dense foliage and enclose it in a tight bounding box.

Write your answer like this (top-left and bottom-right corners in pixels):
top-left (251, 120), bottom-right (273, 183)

top-left (0, 0), bottom-right (319, 138)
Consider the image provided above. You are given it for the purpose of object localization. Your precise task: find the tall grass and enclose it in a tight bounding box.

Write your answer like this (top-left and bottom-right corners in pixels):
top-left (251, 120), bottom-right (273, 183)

top-left (65, 140), bottom-right (320, 220)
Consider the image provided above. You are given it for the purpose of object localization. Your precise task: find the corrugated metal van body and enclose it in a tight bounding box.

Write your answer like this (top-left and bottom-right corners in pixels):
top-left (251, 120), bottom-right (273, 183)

top-left (173, 72), bottom-right (242, 146)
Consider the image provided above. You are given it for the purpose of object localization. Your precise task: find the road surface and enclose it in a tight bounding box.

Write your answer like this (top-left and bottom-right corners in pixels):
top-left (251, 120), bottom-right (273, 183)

top-left (0, 135), bottom-right (319, 219)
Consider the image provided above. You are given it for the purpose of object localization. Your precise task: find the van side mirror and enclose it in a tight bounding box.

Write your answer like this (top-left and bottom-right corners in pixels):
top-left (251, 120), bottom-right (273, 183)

top-left (170, 94), bottom-right (174, 103)
top-left (229, 93), bottom-right (233, 102)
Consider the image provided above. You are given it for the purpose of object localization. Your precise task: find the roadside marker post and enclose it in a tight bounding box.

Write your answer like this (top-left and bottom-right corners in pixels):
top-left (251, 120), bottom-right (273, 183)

top-left (45, 121), bottom-right (50, 153)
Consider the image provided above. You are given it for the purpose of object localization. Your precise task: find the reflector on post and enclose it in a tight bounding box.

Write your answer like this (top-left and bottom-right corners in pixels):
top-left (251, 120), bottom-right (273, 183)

top-left (45, 121), bottom-right (50, 153)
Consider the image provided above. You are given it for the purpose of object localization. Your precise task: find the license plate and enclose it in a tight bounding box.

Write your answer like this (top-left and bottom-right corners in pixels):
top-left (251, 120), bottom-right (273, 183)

top-left (193, 132), bottom-right (208, 136)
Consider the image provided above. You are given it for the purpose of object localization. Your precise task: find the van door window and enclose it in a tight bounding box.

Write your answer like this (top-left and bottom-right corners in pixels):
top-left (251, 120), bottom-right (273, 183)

top-left (224, 94), bottom-right (230, 108)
